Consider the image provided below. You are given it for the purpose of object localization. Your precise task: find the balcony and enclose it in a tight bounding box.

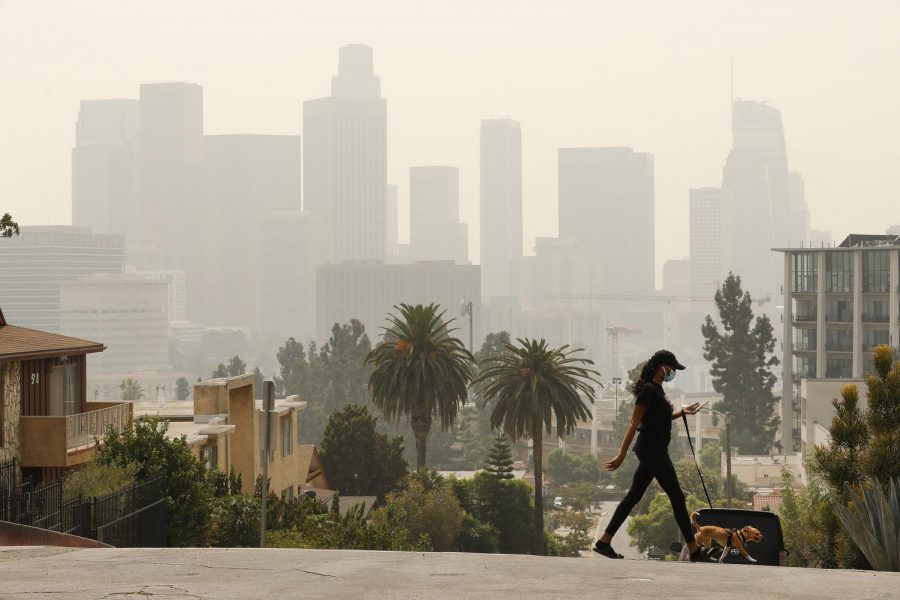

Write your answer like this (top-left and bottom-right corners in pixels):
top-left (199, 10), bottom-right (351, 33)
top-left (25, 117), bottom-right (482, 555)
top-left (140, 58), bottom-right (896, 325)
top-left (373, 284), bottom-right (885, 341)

top-left (19, 402), bottom-right (132, 468)
top-left (862, 313), bottom-right (890, 323)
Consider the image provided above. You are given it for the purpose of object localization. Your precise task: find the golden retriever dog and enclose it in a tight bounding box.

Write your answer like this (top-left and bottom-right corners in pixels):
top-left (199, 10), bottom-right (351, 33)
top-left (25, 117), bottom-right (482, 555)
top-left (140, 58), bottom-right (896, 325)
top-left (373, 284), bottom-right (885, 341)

top-left (690, 511), bottom-right (763, 564)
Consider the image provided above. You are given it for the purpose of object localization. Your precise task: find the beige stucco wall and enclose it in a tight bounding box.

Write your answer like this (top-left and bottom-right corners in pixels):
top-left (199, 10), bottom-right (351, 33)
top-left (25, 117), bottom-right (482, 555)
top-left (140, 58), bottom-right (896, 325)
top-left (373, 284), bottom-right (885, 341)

top-left (1, 361), bottom-right (21, 468)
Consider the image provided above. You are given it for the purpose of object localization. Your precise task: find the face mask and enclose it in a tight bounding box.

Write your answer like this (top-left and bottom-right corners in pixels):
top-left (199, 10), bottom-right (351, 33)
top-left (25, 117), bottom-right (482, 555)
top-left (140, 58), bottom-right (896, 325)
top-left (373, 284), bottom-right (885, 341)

top-left (663, 368), bottom-right (676, 383)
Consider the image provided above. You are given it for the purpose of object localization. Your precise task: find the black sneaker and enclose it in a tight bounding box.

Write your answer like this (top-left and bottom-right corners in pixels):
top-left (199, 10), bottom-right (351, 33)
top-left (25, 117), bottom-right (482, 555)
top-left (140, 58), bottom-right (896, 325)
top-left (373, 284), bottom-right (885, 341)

top-left (689, 547), bottom-right (714, 563)
top-left (593, 541), bottom-right (624, 559)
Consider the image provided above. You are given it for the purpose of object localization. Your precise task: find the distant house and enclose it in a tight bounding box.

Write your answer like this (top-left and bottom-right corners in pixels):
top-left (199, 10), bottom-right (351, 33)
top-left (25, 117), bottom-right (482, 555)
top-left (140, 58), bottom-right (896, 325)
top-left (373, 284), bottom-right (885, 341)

top-left (134, 373), bottom-right (331, 498)
top-left (0, 306), bottom-right (132, 484)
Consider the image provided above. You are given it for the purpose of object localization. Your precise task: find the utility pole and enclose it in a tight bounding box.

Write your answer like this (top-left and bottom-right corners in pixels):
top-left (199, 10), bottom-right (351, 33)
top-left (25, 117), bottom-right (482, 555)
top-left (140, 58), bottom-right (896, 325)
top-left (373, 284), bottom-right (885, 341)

top-left (725, 414), bottom-right (733, 509)
top-left (260, 379), bottom-right (275, 547)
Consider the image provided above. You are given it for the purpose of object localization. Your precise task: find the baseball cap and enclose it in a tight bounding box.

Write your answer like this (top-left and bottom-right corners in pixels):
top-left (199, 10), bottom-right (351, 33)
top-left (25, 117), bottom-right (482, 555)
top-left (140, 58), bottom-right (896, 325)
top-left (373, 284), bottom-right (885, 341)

top-left (651, 349), bottom-right (686, 370)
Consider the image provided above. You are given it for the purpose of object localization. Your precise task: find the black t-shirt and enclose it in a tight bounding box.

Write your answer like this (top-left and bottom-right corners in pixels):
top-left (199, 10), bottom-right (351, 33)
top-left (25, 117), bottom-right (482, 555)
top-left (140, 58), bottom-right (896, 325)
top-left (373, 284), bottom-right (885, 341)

top-left (633, 381), bottom-right (674, 451)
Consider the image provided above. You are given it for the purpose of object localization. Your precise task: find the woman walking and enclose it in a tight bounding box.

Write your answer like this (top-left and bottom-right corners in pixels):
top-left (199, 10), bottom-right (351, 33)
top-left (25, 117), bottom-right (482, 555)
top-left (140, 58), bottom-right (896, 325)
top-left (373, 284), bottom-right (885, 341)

top-left (593, 349), bottom-right (711, 562)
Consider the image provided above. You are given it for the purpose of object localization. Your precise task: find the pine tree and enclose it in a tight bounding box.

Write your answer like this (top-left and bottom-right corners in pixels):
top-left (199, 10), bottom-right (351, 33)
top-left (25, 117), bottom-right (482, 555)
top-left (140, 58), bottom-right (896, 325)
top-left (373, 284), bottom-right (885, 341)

top-left (862, 345), bottom-right (900, 483)
top-left (485, 435), bottom-right (515, 480)
top-left (701, 273), bottom-right (780, 454)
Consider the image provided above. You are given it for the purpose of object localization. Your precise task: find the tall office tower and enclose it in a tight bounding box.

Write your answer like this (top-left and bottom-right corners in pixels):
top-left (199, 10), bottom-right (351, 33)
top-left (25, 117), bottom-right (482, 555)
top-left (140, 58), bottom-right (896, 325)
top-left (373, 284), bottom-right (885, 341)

top-left (689, 187), bottom-right (734, 298)
top-left (200, 134), bottom-right (302, 327)
top-left (0, 226), bottom-right (124, 332)
top-left (136, 83), bottom-right (203, 272)
top-left (788, 172), bottom-right (810, 244)
top-left (662, 259), bottom-right (691, 297)
top-left (304, 45), bottom-right (387, 264)
top-left (557, 147), bottom-right (654, 294)
top-left (316, 261), bottom-right (481, 344)
top-left (60, 273), bottom-right (169, 376)
top-left (409, 167), bottom-right (468, 264)
top-left (259, 211), bottom-right (323, 344)
top-left (723, 100), bottom-right (802, 296)
top-left (480, 119), bottom-right (522, 301)
top-left (386, 184), bottom-right (399, 259)
top-left (72, 99), bottom-right (139, 240)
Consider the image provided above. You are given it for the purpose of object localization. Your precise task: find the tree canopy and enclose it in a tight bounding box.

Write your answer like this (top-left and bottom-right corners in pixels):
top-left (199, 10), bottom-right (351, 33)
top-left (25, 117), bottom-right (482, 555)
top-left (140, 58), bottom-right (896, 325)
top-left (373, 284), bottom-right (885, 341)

top-left (701, 273), bottom-right (780, 454)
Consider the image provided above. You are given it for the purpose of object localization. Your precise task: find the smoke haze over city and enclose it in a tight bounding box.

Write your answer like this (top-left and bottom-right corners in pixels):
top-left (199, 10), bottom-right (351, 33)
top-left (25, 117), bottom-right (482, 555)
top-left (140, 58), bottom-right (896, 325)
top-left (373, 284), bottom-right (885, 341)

top-left (2, 1), bottom-right (898, 275)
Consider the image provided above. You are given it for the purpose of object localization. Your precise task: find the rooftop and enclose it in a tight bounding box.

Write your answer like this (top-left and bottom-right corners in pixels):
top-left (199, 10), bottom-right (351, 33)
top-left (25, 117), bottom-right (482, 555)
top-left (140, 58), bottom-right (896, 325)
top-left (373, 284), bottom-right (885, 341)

top-left (0, 307), bottom-right (105, 361)
top-left (1, 547), bottom-right (897, 599)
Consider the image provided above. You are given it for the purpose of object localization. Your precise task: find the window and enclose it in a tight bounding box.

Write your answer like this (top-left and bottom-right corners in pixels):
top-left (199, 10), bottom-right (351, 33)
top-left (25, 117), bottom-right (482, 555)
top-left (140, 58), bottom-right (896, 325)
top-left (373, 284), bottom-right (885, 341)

top-left (863, 251), bottom-right (890, 293)
top-left (49, 362), bottom-right (79, 416)
top-left (825, 328), bottom-right (852, 352)
top-left (826, 298), bottom-right (853, 323)
top-left (791, 253), bottom-right (818, 293)
top-left (826, 356), bottom-right (852, 378)
top-left (281, 417), bottom-right (292, 457)
top-left (794, 355), bottom-right (816, 379)
top-left (863, 298), bottom-right (889, 323)
top-left (826, 252), bottom-right (854, 293)
top-left (793, 328), bottom-right (816, 351)
top-left (863, 328), bottom-right (890, 353)
top-left (793, 298), bottom-right (817, 322)
top-left (200, 444), bottom-right (218, 470)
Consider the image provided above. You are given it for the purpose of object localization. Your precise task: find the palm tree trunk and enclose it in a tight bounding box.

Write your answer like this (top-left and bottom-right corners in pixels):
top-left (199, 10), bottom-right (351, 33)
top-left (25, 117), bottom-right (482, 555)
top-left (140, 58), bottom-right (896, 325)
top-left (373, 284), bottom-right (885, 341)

top-left (532, 419), bottom-right (545, 555)
top-left (411, 407), bottom-right (431, 472)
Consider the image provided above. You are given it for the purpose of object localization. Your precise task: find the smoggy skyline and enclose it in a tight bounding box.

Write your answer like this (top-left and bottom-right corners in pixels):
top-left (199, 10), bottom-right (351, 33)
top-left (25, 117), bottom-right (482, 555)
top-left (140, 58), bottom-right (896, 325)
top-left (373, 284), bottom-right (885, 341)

top-left (2, 0), bottom-right (898, 285)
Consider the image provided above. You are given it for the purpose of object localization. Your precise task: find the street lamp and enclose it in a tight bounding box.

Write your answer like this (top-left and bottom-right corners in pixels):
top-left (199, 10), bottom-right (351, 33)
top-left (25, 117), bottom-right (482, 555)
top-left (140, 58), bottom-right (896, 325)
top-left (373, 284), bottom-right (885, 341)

top-left (460, 300), bottom-right (474, 352)
top-left (611, 377), bottom-right (622, 413)
top-left (702, 407), bottom-right (733, 508)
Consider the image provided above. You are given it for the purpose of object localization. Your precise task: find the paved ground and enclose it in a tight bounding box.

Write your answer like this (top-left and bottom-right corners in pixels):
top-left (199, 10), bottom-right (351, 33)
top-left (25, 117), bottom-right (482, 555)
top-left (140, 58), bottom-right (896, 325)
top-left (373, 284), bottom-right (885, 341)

top-left (2, 546), bottom-right (898, 600)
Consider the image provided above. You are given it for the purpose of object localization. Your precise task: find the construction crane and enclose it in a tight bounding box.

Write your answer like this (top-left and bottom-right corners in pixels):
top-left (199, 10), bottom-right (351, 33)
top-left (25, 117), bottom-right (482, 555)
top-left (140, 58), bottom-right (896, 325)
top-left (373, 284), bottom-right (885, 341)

top-left (547, 293), bottom-right (772, 307)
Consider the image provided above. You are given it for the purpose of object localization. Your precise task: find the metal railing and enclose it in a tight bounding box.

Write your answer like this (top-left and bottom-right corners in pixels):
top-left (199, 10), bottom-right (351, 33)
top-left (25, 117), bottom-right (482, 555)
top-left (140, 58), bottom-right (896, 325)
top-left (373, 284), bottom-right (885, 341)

top-left (65, 403), bottom-right (130, 450)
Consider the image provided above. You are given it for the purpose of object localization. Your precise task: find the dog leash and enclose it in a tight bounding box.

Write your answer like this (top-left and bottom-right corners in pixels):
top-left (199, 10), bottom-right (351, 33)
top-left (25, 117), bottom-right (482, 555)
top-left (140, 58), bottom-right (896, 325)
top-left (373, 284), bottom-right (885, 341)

top-left (681, 412), bottom-right (714, 508)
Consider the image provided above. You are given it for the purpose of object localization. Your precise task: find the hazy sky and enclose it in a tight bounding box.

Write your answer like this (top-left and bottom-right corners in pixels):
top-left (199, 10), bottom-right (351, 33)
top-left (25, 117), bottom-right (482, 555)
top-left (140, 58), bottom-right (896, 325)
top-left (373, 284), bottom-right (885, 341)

top-left (2, 1), bottom-right (898, 284)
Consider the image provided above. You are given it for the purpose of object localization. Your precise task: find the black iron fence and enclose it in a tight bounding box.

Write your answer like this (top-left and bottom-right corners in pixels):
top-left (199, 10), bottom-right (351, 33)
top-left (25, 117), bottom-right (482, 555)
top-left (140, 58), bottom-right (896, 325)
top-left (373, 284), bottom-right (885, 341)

top-left (0, 459), bottom-right (166, 547)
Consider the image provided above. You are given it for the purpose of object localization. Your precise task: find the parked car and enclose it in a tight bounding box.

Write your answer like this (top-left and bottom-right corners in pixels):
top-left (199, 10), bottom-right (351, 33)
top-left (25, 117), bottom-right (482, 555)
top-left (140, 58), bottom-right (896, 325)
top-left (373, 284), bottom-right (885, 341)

top-left (553, 496), bottom-right (565, 510)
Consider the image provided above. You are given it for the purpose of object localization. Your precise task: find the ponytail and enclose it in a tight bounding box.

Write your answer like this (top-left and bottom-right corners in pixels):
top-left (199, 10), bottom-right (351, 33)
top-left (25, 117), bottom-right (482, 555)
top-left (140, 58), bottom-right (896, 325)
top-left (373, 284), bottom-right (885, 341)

top-left (631, 358), bottom-right (660, 395)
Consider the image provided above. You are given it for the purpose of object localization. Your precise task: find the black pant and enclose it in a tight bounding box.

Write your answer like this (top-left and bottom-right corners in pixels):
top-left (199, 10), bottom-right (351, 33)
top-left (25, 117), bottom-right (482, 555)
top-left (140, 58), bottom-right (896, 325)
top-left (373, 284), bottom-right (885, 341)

top-left (604, 446), bottom-right (694, 544)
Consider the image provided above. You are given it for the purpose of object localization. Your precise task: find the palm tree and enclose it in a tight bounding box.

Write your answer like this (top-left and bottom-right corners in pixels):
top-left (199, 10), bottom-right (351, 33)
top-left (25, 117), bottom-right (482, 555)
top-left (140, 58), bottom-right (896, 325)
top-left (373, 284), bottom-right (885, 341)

top-left (366, 303), bottom-right (475, 471)
top-left (119, 377), bottom-right (144, 401)
top-left (473, 338), bottom-right (599, 555)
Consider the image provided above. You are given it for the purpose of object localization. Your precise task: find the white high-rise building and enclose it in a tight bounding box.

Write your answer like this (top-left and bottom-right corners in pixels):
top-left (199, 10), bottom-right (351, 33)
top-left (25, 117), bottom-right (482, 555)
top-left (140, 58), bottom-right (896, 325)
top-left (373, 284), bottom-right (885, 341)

top-left (0, 226), bottom-right (125, 332)
top-left (303, 45), bottom-right (387, 264)
top-left (60, 273), bottom-right (169, 375)
top-left (558, 147), bottom-right (654, 294)
top-left (689, 187), bottom-right (733, 298)
top-left (72, 99), bottom-right (139, 239)
top-left (480, 119), bottom-right (522, 301)
top-left (138, 270), bottom-right (187, 322)
top-left (409, 167), bottom-right (468, 264)
top-left (777, 233), bottom-right (900, 451)
top-left (259, 212), bottom-right (323, 343)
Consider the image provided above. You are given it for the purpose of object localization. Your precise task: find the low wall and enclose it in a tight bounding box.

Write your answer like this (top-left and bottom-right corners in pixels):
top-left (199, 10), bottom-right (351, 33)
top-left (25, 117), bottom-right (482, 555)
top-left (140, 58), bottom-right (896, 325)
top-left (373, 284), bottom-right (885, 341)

top-left (0, 520), bottom-right (111, 548)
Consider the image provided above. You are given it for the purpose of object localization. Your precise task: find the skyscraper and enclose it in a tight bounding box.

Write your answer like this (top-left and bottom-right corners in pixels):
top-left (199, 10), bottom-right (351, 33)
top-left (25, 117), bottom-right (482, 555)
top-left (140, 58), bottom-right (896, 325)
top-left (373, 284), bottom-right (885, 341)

top-left (480, 119), bottom-right (522, 301)
top-left (259, 211), bottom-right (322, 343)
top-left (135, 83), bottom-right (203, 271)
top-left (557, 147), bottom-right (654, 294)
top-left (386, 184), bottom-right (399, 259)
top-left (71, 99), bottom-right (139, 240)
top-left (689, 187), bottom-right (733, 298)
top-left (409, 166), bottom-right (468, 264)
top-left (303, 45), bottom-right (387, 264)
top-left (200, 134), bottom-right (302, 327)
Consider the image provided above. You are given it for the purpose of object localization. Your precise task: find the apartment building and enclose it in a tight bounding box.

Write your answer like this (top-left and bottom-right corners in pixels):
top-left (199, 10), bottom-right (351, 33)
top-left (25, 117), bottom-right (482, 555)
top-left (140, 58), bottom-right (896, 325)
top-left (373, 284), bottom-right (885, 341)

top-left (0, 306), bottom-right (131, 483)
top-left (777, 233), bottom-right (900, 450)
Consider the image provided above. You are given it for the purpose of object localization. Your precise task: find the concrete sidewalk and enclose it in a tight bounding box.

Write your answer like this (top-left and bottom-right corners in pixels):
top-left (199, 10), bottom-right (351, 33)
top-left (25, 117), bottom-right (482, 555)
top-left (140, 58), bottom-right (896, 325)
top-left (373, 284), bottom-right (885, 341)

top-left (1, 546), bottom-right (898, 599)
